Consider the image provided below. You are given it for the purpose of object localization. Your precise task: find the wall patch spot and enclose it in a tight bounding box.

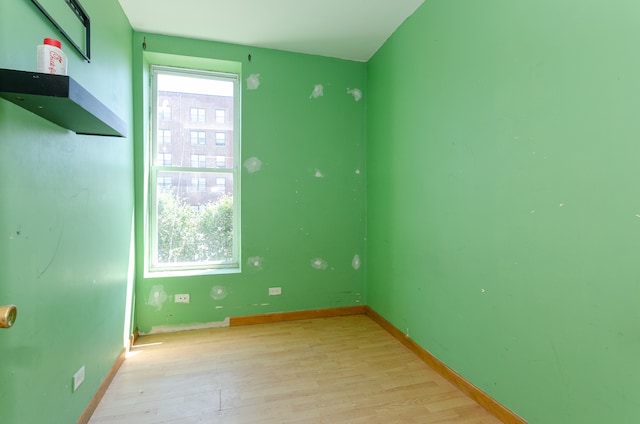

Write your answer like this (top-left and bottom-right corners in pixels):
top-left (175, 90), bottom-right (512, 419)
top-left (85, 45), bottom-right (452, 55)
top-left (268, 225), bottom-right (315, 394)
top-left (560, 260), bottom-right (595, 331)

top-left (244, 157), bottom-right (262, 174)
top-left (211, 286), bottom-right (228, 300)
top-left (352, 254), bottom-right (361, 270)
top-left (355, 169), bottom-right (361, 175)
top-left (247, 256), bottom-right (264, 270)
top-left (311, 258), bottom-right (328, 270)
top-left (310, 84), bottom-right (324, 99)
top-left (246, 73), bottom-right (261, 90)
top-left (147, 285), bottom-right (168, 311)
top-left (314, 169), bottom-right (325, 178)
top-left (347, 88), bottom-right (362, 102)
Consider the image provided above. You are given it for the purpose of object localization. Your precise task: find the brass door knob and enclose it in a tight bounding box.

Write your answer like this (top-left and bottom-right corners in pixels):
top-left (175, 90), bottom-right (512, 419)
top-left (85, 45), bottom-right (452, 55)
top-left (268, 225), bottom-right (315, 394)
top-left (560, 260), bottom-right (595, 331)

top-left (0, 305), bottom-right (17, 328)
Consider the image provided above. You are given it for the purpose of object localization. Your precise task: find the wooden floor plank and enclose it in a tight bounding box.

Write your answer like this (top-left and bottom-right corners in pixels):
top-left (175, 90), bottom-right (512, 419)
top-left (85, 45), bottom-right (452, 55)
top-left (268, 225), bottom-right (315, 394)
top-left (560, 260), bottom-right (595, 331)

top-left (89, 315), bottom-right (502, 423)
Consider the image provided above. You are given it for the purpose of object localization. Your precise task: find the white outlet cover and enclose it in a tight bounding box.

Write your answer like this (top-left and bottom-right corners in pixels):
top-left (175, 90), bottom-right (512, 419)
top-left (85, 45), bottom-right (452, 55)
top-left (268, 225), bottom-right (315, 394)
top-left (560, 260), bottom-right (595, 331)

top-left (175, 294), bottom-right (190, 303)
top-left (269, 287), bottom-right (282, 296)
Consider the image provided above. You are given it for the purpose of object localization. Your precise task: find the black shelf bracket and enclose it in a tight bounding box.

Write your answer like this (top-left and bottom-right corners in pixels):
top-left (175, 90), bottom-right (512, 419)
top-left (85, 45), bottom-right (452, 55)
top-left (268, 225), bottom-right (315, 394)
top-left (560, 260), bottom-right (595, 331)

top-left (0, 68), bottom-right (126, 137)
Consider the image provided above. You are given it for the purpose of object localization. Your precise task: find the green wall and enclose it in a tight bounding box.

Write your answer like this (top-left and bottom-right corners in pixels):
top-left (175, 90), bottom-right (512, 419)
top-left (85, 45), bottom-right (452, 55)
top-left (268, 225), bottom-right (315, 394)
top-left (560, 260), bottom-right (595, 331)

top-left (0, 1), bottom-right (134, 422)
top-left (367, 1), bottom-right (640, 423)
top-left (133, 33), bottom-right (367, 334)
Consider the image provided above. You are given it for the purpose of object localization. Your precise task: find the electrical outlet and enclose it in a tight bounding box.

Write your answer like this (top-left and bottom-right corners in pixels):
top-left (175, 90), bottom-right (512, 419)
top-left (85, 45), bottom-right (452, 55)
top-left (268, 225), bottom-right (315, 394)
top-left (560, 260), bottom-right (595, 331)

top-left (175, 294), bottom-right (190, 303)
top-left (268, 287), bottom-right (282, 296)
top-left (73, 366), bottom-right (85, 392)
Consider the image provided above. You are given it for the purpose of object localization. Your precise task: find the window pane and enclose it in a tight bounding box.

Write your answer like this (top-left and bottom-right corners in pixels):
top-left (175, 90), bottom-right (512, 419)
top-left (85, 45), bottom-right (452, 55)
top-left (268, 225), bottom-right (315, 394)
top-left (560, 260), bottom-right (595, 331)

top-left (155, 171), bottom-right (234, 264)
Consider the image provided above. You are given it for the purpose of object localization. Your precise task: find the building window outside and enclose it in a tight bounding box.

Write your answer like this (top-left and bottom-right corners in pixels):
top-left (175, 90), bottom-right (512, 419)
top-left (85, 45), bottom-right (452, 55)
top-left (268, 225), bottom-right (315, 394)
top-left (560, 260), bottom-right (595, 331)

top-left (215, 109), bottom-right (225, 124)
top-left (191, 154), bottom-right (206, 168)
top-left (190, 107), bottom-right (205, 122)
top-left (215, 177), bottom-right (226, 192)
top-left (191, 177), bottom-right (207, 191)
top-left (158, 129), bottom-right (171, 144)
top-left (150, 65), bottom-right (240, 275)
top-left (190, 131), bottom-right (206, 145)
top-left (215, 132), bottom-right (226, 146)
top-left (157, 176), bottom-right (172, 189)
top-left (159, 105), bottom-right (171, 120)
top-left (159, 153), bottom-right (172, 166)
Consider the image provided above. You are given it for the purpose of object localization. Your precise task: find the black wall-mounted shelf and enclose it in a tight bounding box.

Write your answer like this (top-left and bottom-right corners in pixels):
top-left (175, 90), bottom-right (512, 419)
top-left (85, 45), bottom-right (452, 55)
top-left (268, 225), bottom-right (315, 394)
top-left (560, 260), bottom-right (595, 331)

top-left (0, 68), bottom-right (126, 137)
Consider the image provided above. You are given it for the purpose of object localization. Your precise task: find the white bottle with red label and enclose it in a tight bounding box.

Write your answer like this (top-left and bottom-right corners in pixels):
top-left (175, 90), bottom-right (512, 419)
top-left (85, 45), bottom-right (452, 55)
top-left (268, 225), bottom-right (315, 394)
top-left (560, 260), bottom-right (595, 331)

top-left (37, 38), bottom-right (67, 75)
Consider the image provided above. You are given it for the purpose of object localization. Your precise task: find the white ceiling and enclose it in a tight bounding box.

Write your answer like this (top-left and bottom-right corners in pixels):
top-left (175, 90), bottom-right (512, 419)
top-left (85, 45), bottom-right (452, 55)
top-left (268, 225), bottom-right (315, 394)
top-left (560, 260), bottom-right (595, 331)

top-left (117, 0), bottom-right (425, 62)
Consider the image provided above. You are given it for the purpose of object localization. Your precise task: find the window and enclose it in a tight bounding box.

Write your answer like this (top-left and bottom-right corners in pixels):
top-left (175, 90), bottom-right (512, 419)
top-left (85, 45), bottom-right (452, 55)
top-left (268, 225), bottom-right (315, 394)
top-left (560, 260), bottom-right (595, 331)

top-left (215, 132), bottom-right (226, 146)
top-left (157, 176), bottom-right (172, 189)
top-left (190, 107), bottom-right (205, 122)
top-left (190, 131), bottom-right (206, 145)
top-left (191, 177), bottom-right (206, 191)
top-left (159, 104), bottom-right (171, 120)
top-left (149, 65), bottom-right (240, 275)
top-left (191, 154), bottom-right (206, 168)
top-left (159, 153), bottom-right (172, 166)
top-left (158, 129), bottom-right (171, 144)
top-left (215, 177), bottom-right (226, 192)
top-left (215, 109), bottom-right (225, 124)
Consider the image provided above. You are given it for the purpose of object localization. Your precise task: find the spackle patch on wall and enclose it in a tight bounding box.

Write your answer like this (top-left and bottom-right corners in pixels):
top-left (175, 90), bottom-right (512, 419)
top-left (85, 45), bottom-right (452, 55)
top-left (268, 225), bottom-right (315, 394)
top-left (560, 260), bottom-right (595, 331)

top-left (147, 285), bottom-right (168, 311)
top-left (347, 88), bottom-right (362, 102)
top-left (211, 286), bottom-right (228, 300)
top-left (247, 256), bottom-right (264, 270)
top-left (310, 84), bottom-right (324, 99)
top-left (311, 258), bottom-right (328, 270)
top-left (352, 254), bottom-right (361, 270)
top-left (244, 157), bottom-right (262, 174)
top-left (246, 73), bottom-right (261, 90)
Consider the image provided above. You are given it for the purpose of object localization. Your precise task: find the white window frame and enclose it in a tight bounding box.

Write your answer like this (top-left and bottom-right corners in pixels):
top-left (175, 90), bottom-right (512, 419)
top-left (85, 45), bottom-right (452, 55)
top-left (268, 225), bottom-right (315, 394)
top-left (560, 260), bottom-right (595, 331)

top-left (148, 65), bottom-right (241, 276)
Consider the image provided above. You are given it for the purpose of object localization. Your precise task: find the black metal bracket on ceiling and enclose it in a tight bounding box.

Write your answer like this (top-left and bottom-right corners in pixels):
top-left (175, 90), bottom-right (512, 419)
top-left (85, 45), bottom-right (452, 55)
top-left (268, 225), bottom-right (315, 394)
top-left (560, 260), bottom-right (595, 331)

top-left (30, 0), bottom-right (91, 62)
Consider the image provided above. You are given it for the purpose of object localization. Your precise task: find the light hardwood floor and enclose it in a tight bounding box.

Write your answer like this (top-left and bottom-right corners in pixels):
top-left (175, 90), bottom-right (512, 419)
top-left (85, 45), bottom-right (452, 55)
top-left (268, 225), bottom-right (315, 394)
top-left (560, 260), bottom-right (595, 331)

top-left (89, 315), bottom-right (502, 424)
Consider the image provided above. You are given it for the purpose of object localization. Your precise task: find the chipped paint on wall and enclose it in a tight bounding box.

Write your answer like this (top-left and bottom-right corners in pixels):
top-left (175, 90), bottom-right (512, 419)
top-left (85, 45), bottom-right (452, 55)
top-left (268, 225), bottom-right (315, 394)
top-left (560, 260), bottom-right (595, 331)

top-left (211, 285), bottom-right (228, 300)
top-left (352, 254), bottom-right (361, 270)
top-left (246, 73), bottom-right (261, 90)
top-left (247, 256), bottom-right (264, 270)
top-left (310, 84), bottom-right (324, 99)
top-left (347, 88), bottom-right (362, 102)
top-left (244, 156), bottom-right (262, 173)
top-left (147, 285), bottom-right (168, 311)
top-left (311, 258), bottom-right (328, 270)
top-left (314, 169), bottom-right (325, 178)
top-left (144, 318), bottom-right (231, 335)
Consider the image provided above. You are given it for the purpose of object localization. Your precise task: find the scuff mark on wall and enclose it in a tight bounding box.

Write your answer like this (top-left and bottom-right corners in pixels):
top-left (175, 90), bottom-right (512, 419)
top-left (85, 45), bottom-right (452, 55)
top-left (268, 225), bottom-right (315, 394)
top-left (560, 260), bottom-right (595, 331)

top-left (147, 285), bottom-right (168, 311)
top-left (37, 228), bottom-right (64, 279)
top-left (244, 157), bottom-right (262, 174)
top-left (247, 256), bottom-right (264, 270)
top-left (352, 254), bottom-right (361, 270)
top-left (347, 88), bottom-right (362, 102)
top-left (246, 73), bottom-right (261, 90)
top-left (310, 84), bottom-right (324, 99)
top-left (211, 286), bottom-right (228, 300)
top-left (311, 258), bottom-right (328, 270)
